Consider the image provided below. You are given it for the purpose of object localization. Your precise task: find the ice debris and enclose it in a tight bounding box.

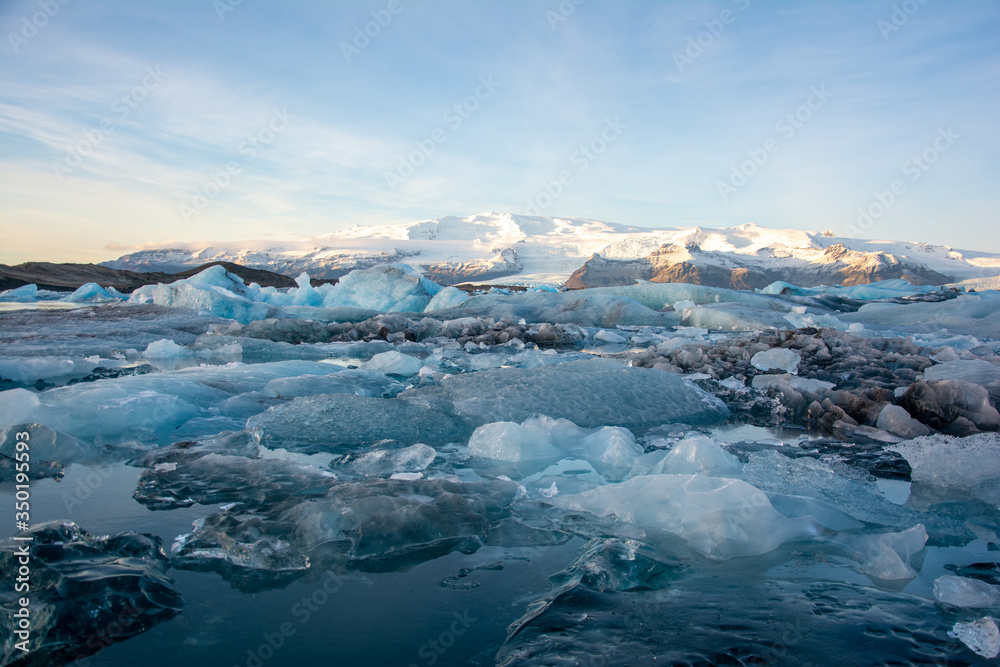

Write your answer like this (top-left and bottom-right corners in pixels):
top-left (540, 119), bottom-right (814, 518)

top-left (948, 617), bottom-right (1000, 658)
top-left (751, 347), bottom-right (801, 374)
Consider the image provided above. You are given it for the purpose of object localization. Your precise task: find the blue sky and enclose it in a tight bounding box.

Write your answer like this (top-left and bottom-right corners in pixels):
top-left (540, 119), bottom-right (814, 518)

top-left (1, 0), bottom-right (998, 263)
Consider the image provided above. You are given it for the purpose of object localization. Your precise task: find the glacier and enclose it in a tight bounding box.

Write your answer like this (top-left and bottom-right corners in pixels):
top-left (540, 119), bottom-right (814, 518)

top-left (2, 259), bottom-right (1000, 665)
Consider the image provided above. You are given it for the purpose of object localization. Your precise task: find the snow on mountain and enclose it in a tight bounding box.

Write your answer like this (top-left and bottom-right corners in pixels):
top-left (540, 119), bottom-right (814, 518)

top-left (102, 212), bottom-right (1000, 287)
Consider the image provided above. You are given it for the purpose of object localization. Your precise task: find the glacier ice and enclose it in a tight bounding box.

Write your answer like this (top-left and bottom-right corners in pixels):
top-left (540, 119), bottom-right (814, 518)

top-left (834, 524), bottom-right (927, 581)
top-left (934, 575), bottom-right (1000, 609)
top-left (360, 350), bottom-right (422, 376)
top-left (401, 358), bottom-right (730, 431)
top-left (594, 329), bottom-right (627, 344)
top-left (322, 264), bottom-right (442, 312)
top-left (646, 436), bottom-right (742, 476)
top-left (552, 474), bottom-right (823, 558)
top-left (332, 443), bottom-right (437, 478)
top-left (62, 282), bottom-right (126, 303)
top-left (262, 369), bottom-right (404, 399)
top-left (467, 417), bottom-right (641, 481)
top-left (424, 285), bottom-right (470, 311)
top-left (890, 433), bottom-right (1000, 498)
top-left (248, 393), bottom-right (470, 453)
top-left (751, 347), bottom-right (801, 374)
top-left (0, 521), bottom-right (182, 665)
top-left (875, 404), bottom-right (930, 438)
top-left (949, 617), bottom-right (1000, 658)
top-left (129, 265), bottom-right (277, 324)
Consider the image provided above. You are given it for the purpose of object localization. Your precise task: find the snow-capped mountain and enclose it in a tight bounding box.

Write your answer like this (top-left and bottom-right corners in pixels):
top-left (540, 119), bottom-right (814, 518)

top-left (102, 213), bottom-right (1000, 288)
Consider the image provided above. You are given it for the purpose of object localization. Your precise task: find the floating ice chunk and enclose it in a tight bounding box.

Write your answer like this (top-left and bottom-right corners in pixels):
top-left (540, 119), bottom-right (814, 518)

top-left (574, 427), bottom-right (643, 481)
top-left (783, 311), bottom-right (848, 331)
top-left (949, 617), bottom-right (1000, 658)
top-left (925, 359), bottom-right (1000, 386)
top-left (425, 286), bottom-right (470, 312)
top-left (594, 329), bottom-right (627, 344)
top-left (333, 443), bottom-right (437, 478)
top-left (402, 358), bottom-right (730, 430)
top-left (934, 575), bottom-right (1000, 608)
top-left (719, 376), bottom-right (747, 392)
top-left (751, 347), bottom-right (801, 374)
top-left (0, 521), bottom-right (181, 664)
top-left (930, 346), bottom-right (961, 363)
top-left (552, 474), bottom-right (822, 559)
top-left (0, 356), bottom-right (99, 386)
top-left (743, 450), bottom-right (931, 531)
top-left (262, 369), bottom-right (404, 399)
top-left (468, 419), bottom-right (573, 464)
top-left (751, 374), bottom-right (835, 393)
top-left (0, 422), bottom-right (102, 480)
top-left (0, 388), bottom-right (42, 428)
top-left (836, 525), bottom-right (927, 581)
top-left (62, 282), bottom-right (125, 303)
top-left (143, 338), bottom-right (194, 360)
top-left (875, 404), bottom-right (930, 439)
top-left (248, 393), bottom-right (469, 453)
top-left (129, 266), bottom-right (275, 324)
top-left (890, 433), bottom-right (1000, 498)
top-left (320, 264), bottom-right (441, 312)
top-left (672, 299), bottom-right (696, 312)
top-left (361, 350), bottom-right (422, 376)
top-left (657, 436), bottom-right (741, 476)
top-left (839, 293), bottom-right (1000, 339)
top-left (0, 283), bottom-right (40, 302)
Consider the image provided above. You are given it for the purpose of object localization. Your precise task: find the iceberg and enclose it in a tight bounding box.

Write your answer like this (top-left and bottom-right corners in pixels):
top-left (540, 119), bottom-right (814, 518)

top-left (934, 575), bottom-right (1000, 609)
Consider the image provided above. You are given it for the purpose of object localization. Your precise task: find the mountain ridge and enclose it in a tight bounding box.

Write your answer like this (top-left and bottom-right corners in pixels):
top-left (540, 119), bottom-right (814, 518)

top-left (98, 213), bottom-right (1000, 289)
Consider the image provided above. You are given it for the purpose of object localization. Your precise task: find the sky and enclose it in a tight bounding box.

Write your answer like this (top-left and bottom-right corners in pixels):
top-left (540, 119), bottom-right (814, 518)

top-left (0, 0), bottom-right (998, 264)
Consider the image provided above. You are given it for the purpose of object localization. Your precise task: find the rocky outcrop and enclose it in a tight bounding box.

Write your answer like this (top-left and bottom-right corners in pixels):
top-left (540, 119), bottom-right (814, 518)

top-left (0, 261), bottom-right (297, 292)
top-left (564, 243), bottom-right (951, 290)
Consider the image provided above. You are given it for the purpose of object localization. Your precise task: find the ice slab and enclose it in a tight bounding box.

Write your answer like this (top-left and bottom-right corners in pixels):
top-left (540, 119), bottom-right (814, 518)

top-left (890, 433), bottom-right (1000, 498)
top-left (934, 575), bottom-right (1000, 609)
top-left (839, 293), bottom-right (1000, 340)
top-left (332, 443), bottom-right (437, 478)
top-left (248, 393), bottom-right (470, 453)
top-left (402, 358), bottom-right (730, 431)
top-left (0, 521), bottom-right (181, 665)
top-left (552, 474), bottom-right (822, 559)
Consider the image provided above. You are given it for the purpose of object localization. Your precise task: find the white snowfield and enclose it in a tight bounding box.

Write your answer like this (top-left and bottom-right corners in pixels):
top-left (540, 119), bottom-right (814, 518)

top-left (100, 212), bottom-right (1000, 286)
